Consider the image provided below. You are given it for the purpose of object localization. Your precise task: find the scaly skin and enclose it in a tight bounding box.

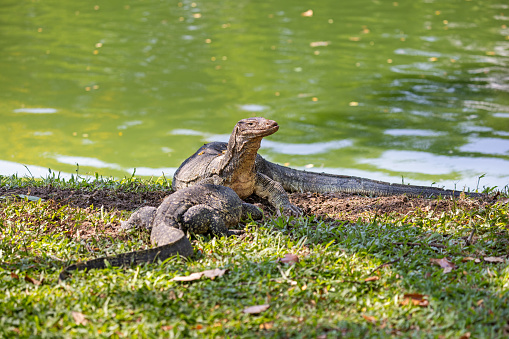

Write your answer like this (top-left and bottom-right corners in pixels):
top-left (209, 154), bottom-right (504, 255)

top-left (254, 156), bottom-right (487, 198)
top-left (172, 117), bottom-right (487, 216)
top-left (173, 117), bottom-right (301, 216)
top-left (59, 184), bottom-right (263, 281)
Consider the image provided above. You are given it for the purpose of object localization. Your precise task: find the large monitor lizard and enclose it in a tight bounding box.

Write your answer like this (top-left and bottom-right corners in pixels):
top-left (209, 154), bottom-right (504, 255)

top-left (59, 184), bottom-right (263, 280)
top-left (172, 117), bottom-right (487, 216)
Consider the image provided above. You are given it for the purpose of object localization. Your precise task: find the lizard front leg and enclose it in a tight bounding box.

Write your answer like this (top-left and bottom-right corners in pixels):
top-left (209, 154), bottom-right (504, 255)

top-left (254, 173), bottom-right (302, 216)
top-left (120, 206), bottom-right (157, 231)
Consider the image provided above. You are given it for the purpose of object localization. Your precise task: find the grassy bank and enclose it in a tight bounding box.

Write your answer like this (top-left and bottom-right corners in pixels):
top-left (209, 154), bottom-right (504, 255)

top-left (1, 174), bottom-right (508, 338)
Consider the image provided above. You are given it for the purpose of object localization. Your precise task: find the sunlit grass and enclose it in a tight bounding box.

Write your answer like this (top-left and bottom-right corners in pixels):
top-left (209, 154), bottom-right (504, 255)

top-left (0, 175), bottom-right (508, 338)
top-left (0, 169), bottom-right (172, 192)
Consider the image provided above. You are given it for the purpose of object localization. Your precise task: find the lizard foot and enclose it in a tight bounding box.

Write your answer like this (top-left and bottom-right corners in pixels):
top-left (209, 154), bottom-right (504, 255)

top-left (279, 204), bottom-right (302, 217)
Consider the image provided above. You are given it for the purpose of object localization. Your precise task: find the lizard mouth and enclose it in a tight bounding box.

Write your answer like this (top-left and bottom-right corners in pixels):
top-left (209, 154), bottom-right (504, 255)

top-left (263, 120), bottom-right (279, 136)
top-left (257, 120), bottom-right (279, 137)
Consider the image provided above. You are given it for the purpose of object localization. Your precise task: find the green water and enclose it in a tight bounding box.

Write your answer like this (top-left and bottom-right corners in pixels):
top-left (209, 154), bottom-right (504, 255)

top-left (1, 0), bottom-right (508, 189)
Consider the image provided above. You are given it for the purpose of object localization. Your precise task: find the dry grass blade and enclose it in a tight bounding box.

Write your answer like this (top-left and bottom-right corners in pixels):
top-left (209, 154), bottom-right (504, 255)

top-left (243, 304), bottom-right (270, 314)
top-left (171, 268), bottom-right (227, 282)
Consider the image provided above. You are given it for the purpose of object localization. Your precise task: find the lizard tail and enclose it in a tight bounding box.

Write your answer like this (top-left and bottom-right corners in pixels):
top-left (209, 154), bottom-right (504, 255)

top-left (257, 157), bottom-right (486, 198)
top-left (59, 231), bottom-right (193, 281)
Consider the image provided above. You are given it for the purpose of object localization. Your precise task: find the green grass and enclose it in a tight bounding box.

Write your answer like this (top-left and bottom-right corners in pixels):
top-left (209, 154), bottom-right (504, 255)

top-left (1, 174), bottom-right (508, 338)
top-left (0, 169), bottom-right (172, 192)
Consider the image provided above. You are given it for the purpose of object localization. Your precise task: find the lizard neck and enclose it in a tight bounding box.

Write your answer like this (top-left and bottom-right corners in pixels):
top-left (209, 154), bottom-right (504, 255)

top-left (221, 133), bottom-right (261, 177)
top-left (218, 132), bottom-right (262, 197)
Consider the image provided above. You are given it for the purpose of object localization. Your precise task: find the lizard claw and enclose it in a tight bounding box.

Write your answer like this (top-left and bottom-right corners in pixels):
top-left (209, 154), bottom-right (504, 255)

top-left (120, 220), bottom-right (134, 231)
top-left (281, 204), bottom-right (302, 217)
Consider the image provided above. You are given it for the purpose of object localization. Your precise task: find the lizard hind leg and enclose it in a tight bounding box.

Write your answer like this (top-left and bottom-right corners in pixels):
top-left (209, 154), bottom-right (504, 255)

top-left (121, 206), bottom-right (157, 231)
top-left (241, 202), bottom-right (264, 221)
top-left (182, 205), bottom-right (240, 237)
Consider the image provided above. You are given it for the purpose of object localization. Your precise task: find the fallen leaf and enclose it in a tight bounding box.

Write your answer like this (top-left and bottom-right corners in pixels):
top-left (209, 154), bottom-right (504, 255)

top-left (301, 9), bottom-right (313, 17)
top-left (310, 41), bottom-right (330, 47)
top-left (364, 276), bottom-right (379, 282)
top-left (243, 304), bottom-right (270, 314)
top-left (484, 257), bottom-right (505, 263)
top-left (259, 322), bottom-right (274, 330)
top-left (171, 268), bottom-right (227, 282)
top-left (400, 293), bottom-right (429, 307)
top-left (460, 332), bottom-right (471, 339)
top-left (430, 258), bottom-right (456, 274)
top-left (202, 268), bottom-right (227, 279)
top-left (278, 253), bottom-right (299, 265)
top-left (24, 274), bottom-right (42, 285)
top-left (71, 311), bottom-right (88, 326)
top-left (161, 325), bottom-right (173, 331)
top-left (462, 257), bottom-right (481, 263)
top-left (11, 272), bottom-right (19, 279)
top-left (362, 314), bottom-right (376, 323)
top-left (171, 272), bottom-right (208, 282)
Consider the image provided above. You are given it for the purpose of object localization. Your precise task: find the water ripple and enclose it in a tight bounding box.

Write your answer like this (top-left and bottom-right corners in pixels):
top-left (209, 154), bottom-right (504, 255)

top-left (262, 139), bottom-right (353, 155)
top-left (13, 108), bottom-right (57, 114)
top-left (384, 129), bottom-right (445, 137)
top-left (53, 155), bottom-right (122, 170)
top-left (359, 150), bottom-right (509, 177)
top-left (238, 104), bottom-right (270, 112)
top-left (0, 160), bottom-right (74, 179)
top-left (459, 137), bottom-right (509, 155)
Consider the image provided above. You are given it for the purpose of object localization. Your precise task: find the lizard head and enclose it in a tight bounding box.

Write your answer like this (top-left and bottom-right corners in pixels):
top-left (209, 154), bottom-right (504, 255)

top-left (225, 117), bottom-right (279, 157)
top-left (234, 117), bottom-right (279, 139)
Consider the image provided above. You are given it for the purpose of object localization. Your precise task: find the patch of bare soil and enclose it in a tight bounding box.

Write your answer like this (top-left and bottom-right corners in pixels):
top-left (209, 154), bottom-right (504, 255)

top-left (288, 192), bottom-right (495, 222)
top-left (0, 186), bottom-right (168, 211)
top-left (1, 185), bottom-right (495, 223)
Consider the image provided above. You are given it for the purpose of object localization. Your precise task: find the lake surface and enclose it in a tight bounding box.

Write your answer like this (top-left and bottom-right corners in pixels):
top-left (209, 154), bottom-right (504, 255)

top-left (1, 0), bottom-right (508, 190)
